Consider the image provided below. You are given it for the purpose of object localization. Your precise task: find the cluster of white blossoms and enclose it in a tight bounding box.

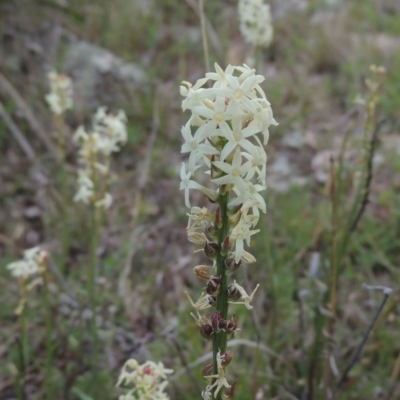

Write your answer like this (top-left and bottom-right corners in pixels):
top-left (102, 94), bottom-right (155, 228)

top-left (116, 359), bottom-right (173, 400)
top-left (73, 107), bottom-right (127, 208)
top-left (238, 0), bottom-right (273, 47)
top-left (45, 71), bottom-right (74, 115)
top-left (180, 63), bottom-right (277, 264)
top-left (7, 247), bottom-right (48, 279)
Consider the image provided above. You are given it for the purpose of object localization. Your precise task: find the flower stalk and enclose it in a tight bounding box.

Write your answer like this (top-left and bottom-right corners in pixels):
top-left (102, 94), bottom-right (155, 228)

top-left (73, 106), bottom-right (127, 384)
top-left (7, 247), bottom-right (49, 399)
top-left (45, 71), bottom-right (74, 274)
top-left (180, 63), bottom-right (277, 399)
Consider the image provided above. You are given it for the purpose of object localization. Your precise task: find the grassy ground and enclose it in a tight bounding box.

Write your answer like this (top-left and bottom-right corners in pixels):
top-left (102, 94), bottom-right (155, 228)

top-left (1, 0), bottom-right (400, 399)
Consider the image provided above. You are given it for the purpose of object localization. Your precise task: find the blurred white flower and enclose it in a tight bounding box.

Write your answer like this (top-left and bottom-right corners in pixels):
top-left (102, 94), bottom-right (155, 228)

top-left (117, 359), bottom-right (173, 400)
top-left (73, 108), bottom-right (127, 208)
top-left (238, 0), bottom-right (273, 48)
top-left (45, 71), bottom-right (73, 114)
top-left (7, 246), bottom-right (48, 279)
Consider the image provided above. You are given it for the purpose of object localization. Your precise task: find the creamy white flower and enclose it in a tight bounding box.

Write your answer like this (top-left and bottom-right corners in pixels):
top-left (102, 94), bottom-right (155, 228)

top-left (212, 148), bottom-right (251, 193)
top-left (7, 246), bottom-right (48, 279)
top-left (228, 280), bottom-right (259, 310)
top-left (95, 193), bottom-right (113, 209)
top-left (219, 116), bottom-right (260, 161)
top-left (117, 358), bottom-right (173, 400)
top-left (184, 291), bottom-right (214, 311)
top-left (203, 351), bottom-right (231, 397)
top-left (181, 122), bottom-right (219, 173)
top-left (74, 172), bottom-right (94, 204)
top-left (230, 221), bottom-right (260, 263)
top-left (93, 107), bottom-right (127, 155)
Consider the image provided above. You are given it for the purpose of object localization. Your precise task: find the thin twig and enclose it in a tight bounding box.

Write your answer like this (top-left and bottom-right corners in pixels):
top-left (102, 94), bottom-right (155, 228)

top-left (349, 118), bottom-right (385, 233)
top-left (184, 0), bottom-right (223, 58)
top-left (334, 285), bottom-right (392, 393)
top-left (198, 0), bottom-right (210, 73)
top-left (0, 101), bottom-right (36, 160)
top-left (169, 337), bottom-right (203, 394)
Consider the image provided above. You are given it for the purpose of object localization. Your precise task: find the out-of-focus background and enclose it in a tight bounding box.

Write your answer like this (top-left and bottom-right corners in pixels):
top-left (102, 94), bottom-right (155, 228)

top-left (1, 0), bottom-right (400, 399)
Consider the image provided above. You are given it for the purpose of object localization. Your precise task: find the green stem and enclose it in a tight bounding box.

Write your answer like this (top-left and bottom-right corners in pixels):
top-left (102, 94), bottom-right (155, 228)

top-left (43, 270), bottom-right (53, 400)
top-left (55, 114), bottom-right (69, 274)
top-left (254, 45), bottom-right (261, 72)
top-left (17, 290), bottom-right (27, 400)
top-left (212, 192), bottom-right (230, 400)
top-left (88, 199), bottom-right (100, 387)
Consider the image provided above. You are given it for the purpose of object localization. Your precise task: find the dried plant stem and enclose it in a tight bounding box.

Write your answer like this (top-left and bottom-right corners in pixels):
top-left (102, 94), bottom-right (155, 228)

top-left (386, 349), bottom-right (400, 400)
top-left (0, 101), bottom-right (36, 161)
top-left (42, 271), bottom-right (53, 400)
top-left (212, 192), bottom-right (230, 400)
top-left (339, 118), bottom-right (384, 266)
top-left (54, 114), bottom-right (70, 274)
top-left (334, 290), bottom-right (391, 394)
top-left (198, 0), bottom-right (210, 73)
top-left (322, 157), bottom-right (339, 396)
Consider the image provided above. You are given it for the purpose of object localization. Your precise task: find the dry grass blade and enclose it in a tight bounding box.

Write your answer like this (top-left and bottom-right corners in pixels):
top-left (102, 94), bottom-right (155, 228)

top-left (0, 72), bottom-right (58, 160)
top-left (0, 101), bottom-right (36, 161)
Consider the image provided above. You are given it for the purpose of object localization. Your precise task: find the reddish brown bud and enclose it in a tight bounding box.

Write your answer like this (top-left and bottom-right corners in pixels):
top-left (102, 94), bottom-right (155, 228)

top-left (225, 381), bottom-right (237, 398)
top-left (218, 318), bottom-right (228, 331)
top-left (225, 258), bottom-right (241, 276)
top-left (221, 236), bottom-right (230, 255)
top-left (202, 363), bottom-right (213, 379)
top-left (220, 348), bottom-right (234, 367)
top-left (199, 323), bottom-right (214, 340)
top-left (226, 314), bottom-right (238, 335)
top-left (207, 295), bottom-right (216, 306)
top-left (227, 283), bottom-right (241, 300)
top-left (215, 207), bottom-right (222, 229)
top-left (211, 311), bottom-right (222, 331)
top-left (206, 275), bottom-right (221, 296)
top-left (204, 241), bottom-right (218, 259)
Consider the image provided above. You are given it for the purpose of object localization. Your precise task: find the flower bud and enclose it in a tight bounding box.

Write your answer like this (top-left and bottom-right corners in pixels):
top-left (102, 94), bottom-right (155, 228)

top-left (220, 348), bottom-right (234, 367)
top-left (218, 318), bottom-right (228, 331)
top-left (226, 314), bottom-right (238, 337)
top-left (221, 236), bottom-right (230, 256)
top-left (225, 258), bottom-right (241, 276)
top-left (202, 363), bottom-right (213, 379)
top-left (224, 381), bottom-right (237, 398)
top-left (206, 225), bottom-right (219, 241)
top-left (206, 275), bottom-right (221, 296)
top-left (207, 295), bottom-right (216, 306)
top-left (193, 265), bottom-right (212, 281)
top-left (227, 283), bottom-right (242, 300)
top-left (199, 323), bottom-right (214, 340)
top-left (204, 241), bottom-right (218, 259)
top-left (211, 311), bottom-right (222, 331)
top-left (215, 207), bottom-right (222, 229)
